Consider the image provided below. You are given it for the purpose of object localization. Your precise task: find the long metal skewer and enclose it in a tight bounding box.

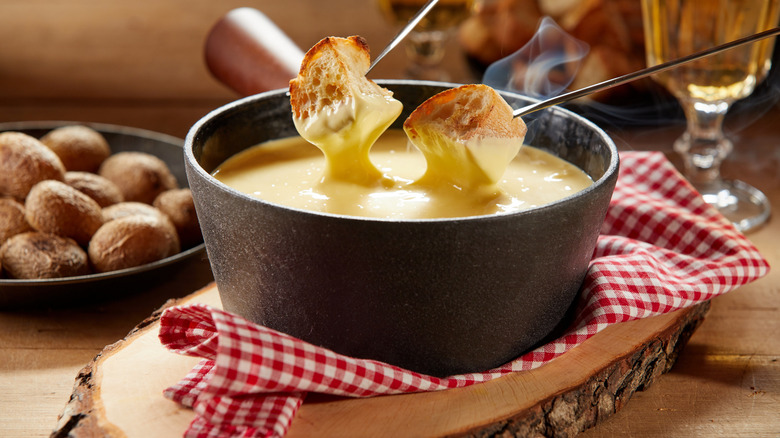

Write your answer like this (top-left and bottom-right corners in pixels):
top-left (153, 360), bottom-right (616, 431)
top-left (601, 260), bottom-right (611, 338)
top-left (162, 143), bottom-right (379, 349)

top-left (513, 26), bottom-right (780, 118)
top-left (367, 0), bottom-right (440, 73)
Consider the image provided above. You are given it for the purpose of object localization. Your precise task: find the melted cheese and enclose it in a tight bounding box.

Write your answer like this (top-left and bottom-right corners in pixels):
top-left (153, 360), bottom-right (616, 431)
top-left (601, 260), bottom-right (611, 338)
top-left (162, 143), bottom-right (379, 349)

top-left (292, 91), bottom-right (402, 186)
top-left (409, 130), bottom-right (523, 190)
top-left (213, 130), bottom-right (593, 220)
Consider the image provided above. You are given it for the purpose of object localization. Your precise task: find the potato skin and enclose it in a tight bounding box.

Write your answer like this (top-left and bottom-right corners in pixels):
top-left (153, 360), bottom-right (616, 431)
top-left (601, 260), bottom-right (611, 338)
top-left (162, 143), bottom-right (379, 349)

top-left (0, 126), bottom-right (191, 279)
top-left (101, 202), bottom-right (180, 255)
top-left (25, 180), bottom-right (104, 246)
top-left (64, 171), bottom-right (124, 207)
top-left (88, 215), bottom-right (180, 273)
top-left (0, 198), bottom-right (33, 245)
top-left (98, 151), bottom-right (178, 204)
top-left (40, 125), bottom-right (111, 173)
top-left (0, 231), bottom-right (90, 279)
top-left (102, 201), bottom-right (168, 223)
top-left (153, 189), bottom-right (202, 248)
top-left (0, 132), bottom-right (66, 200)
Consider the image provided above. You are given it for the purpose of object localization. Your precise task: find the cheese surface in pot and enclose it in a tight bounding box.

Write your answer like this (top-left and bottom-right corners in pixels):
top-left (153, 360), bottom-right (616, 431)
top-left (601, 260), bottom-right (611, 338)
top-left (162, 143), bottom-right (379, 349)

top-left (212, 130), bottom-right (593, 220)
top-left (292, 91), bottom-right (402, 186)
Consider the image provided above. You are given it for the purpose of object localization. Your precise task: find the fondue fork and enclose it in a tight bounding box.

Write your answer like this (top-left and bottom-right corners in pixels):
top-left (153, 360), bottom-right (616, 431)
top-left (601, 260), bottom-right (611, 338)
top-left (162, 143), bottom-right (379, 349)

top-left (367, 0), bottom-right (440, 73)
top-left (281, 0), bottom-right (438, 97)
top-left (512, 27), bottom-right (780, 118)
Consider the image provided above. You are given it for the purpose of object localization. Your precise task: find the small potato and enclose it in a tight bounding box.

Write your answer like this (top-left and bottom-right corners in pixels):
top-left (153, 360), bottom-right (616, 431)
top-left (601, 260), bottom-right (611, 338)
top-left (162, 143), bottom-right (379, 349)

top-left (40, 125), bottom-right (111, 172)
top-left (153, 189), bottom-right (202, 248)
top-left (0, 198), bottom-right (33, 245)
top-left (0, 231), bottom-right (90, 279)
top-left (101, 202), bottom-right (179, 254)
top-left (98, 151), bottom-right (178, 204)
top-left (0, 132), bottom-right (66, 200)
top-left (102, 201), bottom-right (168, 223)
top-left (88, 215), bottom-right (180, 273)
top-left (25, 180), bottom-right (103, 246)
top-left (64, 171), bottom-right (124, 207)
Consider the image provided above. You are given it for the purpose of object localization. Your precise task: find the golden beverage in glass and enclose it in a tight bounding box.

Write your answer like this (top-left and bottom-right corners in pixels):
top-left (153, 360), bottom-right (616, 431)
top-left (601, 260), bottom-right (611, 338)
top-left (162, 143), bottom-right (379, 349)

top-left (641, 0), bottom-right (779, 232)
top-left (643, 0), bottom-right (779, 103)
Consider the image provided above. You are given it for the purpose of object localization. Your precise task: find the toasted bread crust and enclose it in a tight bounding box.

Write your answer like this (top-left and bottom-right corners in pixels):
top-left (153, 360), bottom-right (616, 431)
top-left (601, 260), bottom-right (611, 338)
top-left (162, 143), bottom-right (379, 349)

top-left (289, 36), bottom-right (391, 120)
top-left (403, 84), bottom-right (527, 142)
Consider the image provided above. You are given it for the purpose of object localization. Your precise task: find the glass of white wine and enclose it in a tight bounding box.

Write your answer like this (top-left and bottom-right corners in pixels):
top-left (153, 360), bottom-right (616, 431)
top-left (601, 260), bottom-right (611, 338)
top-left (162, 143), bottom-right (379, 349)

top-left (641, 0), bottom-right (780, 232)
top-left (377, 0), bottom-right (480, 81)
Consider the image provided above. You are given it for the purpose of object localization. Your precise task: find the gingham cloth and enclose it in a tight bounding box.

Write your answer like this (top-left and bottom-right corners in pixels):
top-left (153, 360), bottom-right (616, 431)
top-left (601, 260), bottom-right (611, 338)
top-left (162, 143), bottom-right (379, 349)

top-left (159, 151), bottom-right (769, 438)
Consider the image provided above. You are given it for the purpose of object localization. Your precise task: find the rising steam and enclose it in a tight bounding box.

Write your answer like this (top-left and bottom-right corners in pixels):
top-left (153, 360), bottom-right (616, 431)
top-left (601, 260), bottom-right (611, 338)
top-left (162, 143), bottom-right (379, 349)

top-left (482, 17), bottom-right (589, 99)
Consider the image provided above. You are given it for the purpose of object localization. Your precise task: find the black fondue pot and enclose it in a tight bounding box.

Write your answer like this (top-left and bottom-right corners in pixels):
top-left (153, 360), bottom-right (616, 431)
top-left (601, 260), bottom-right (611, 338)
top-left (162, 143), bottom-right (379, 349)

top-left (184, 81), bottom-right (619, 377)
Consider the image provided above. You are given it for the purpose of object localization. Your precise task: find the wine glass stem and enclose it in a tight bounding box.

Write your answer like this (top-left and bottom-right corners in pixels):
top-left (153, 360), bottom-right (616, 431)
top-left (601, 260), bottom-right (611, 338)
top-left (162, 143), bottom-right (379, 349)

top-left (675, 100), bottom-right (733, 186)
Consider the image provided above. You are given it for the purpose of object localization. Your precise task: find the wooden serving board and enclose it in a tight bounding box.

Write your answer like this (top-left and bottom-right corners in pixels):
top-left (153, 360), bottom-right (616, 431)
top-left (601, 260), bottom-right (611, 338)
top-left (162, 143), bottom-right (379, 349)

top-left (53, 282), bottom-right (710, 437)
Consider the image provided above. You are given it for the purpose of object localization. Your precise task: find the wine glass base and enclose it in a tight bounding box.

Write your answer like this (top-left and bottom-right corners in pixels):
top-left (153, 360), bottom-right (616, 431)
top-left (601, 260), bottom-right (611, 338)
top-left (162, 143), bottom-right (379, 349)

top-left (696, 179), bottom-right (771, 233)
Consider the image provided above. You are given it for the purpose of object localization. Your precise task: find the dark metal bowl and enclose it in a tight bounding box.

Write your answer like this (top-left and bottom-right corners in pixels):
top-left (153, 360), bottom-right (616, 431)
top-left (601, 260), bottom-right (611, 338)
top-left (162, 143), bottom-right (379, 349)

top-left (0, 121), bottom-right (212, 310)
top-left (185, 81), bottom-right (619, 377)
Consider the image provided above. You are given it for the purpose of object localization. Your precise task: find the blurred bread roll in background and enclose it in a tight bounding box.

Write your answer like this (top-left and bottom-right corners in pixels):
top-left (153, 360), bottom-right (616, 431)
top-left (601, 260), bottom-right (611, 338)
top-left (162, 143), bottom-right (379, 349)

top-left (458, 0), bottom-right (649, 102)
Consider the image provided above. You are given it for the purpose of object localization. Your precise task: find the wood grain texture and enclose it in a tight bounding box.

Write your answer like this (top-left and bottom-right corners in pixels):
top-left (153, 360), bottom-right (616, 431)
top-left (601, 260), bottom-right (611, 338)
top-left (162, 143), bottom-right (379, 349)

top-left (51, 284), bottom-right (710, 437)
top-left (579, 114), bottom-right (780, 438)
top-left (1, 1), bottom-right (779, 436)
top-left (0, 256), bottom-right (213, 438)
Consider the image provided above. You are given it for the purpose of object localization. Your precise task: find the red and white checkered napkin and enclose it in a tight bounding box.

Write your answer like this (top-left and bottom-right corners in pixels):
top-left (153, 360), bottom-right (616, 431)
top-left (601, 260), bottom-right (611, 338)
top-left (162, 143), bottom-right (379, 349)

top-left (159, 151), bottom-right (769, 438)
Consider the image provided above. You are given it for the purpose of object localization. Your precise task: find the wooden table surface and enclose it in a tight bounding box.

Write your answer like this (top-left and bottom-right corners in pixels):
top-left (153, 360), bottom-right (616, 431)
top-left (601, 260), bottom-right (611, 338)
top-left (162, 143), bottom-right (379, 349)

top-left (1, 1), bottom-right (779, 437)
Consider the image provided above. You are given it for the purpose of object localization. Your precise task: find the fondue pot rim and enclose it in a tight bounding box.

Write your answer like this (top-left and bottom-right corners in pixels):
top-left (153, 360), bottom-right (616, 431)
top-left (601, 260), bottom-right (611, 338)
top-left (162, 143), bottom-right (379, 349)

top-left (184, 80), bottom-right (619, 224)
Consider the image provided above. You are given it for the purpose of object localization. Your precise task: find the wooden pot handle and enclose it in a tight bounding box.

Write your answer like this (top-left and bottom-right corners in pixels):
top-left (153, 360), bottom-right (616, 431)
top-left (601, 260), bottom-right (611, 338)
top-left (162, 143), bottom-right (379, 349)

top-left (205, 7), bottom-right (304, 96)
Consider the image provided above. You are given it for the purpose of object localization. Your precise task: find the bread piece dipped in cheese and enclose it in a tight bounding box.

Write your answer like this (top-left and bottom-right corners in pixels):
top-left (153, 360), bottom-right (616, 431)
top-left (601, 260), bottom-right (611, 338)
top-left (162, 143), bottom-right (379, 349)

top-left (289, 36), bottom-right (402, 185)
top-left (403, 84), bottom-right (527, 190)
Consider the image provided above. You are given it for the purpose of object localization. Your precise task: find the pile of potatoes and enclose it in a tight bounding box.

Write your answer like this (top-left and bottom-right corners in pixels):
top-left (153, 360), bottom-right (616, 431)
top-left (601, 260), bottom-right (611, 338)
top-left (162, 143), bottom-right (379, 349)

top-left (0, 125), bottom-right (202, 280)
